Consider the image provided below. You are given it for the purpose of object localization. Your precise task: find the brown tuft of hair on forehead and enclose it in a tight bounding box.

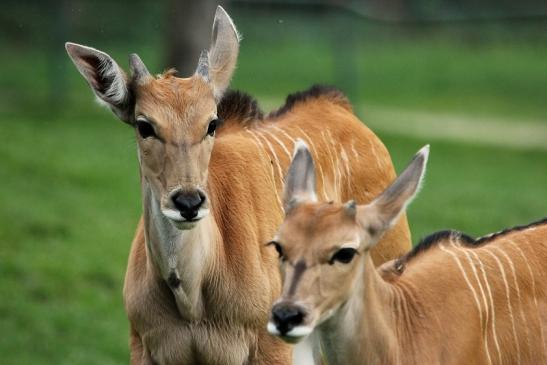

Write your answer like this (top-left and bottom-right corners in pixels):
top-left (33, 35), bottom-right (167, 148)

top-left (157, 68), bottom-right (178, 79)
top-left (288, 203), bottom-right (352, 239)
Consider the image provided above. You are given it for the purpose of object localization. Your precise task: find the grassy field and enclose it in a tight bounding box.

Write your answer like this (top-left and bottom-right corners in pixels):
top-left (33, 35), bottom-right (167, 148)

top-left (1, 5), bottom-right (547, 364)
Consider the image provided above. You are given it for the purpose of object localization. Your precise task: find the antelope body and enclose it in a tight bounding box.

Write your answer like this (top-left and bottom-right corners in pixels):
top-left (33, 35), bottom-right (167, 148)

top-left (66, 6), bottom-right (412, 364)
top-left (268, 143), bottom-right (547, 364)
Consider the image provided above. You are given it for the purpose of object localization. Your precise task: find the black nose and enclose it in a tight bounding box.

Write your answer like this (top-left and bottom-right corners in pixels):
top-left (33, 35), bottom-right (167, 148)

top-left (172, 191), bottom-right (205, 220)
top-left (272, 304), bottom-right (305, 335)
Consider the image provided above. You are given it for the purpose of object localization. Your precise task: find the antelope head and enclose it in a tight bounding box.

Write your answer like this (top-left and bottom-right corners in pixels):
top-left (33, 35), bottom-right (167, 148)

top-left (65, 6), bottom-right (239, 230)
top-left (267, 141), bottom-right (429, 343)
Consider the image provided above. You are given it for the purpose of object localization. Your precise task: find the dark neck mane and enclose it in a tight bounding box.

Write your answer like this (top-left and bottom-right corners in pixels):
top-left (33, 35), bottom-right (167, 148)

top-left (268, 84), bottom-right (351, 118)
top-left (217, 90), bottom-right (264, 133)
top-left (216, 85), bottom-right (353, 133)
top-left (394, 217), bottom-right (547, 272)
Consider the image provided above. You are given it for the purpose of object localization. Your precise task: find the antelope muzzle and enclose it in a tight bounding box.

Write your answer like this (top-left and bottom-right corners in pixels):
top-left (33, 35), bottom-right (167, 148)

top-left (267, 301), bottom-right (313, 343)
top-left (162, 188), bottom-right (209, 229)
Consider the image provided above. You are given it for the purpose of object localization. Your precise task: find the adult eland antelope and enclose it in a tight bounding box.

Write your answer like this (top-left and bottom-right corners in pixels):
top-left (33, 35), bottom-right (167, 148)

top-left (66, 6), bottom-right (412, 364)
top-left (268, 142), bottom-right (547, 364)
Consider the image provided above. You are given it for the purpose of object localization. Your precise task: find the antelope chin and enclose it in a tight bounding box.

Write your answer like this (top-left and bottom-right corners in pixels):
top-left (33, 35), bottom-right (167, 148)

top-left (172, 220), bottom-right (199, 230)
top-left (161, 209), bottom-right (209, 230)
top-left (267, 322), bottom-right (313, 344)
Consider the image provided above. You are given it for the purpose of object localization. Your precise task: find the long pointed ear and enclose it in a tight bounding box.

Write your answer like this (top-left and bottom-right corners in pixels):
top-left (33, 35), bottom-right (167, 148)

top-left (65, 42), bottom-right (133, 123)
top-left (195, 6), bottom-right (240, 101)
top-left (357, 145), bottom-right (430, 245)
top-left (283, 139), bottom-right (317, 212)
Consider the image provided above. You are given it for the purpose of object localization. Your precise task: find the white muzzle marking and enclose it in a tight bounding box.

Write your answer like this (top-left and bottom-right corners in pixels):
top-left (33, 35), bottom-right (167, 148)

top-left (162, 208), bottom-right (210, 230)
top-left (267, 321), bottom-right (313, 342)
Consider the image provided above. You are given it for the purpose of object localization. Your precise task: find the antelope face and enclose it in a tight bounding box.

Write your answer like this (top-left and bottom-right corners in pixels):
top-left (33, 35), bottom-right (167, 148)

top-left (65, 6), bottom-right (239, 230)
top-left (267, 202), bottom-right (365, 343)
top-left (267, 140), bottom-right (429, 343)
top-left (134, 76), bottom-right (217, 228)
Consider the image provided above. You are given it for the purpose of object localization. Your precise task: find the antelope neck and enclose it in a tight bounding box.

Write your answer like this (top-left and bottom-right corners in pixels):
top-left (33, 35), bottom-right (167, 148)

top-left (316, 254), bottom-right (402, 364)
top-left (141, 178), bottom-right (218, 321)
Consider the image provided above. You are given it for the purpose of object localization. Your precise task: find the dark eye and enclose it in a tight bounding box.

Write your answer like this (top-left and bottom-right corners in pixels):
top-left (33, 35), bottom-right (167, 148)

top-left (136, 120), bottom-right (156, 139)
top-left (206, 119), bottom-right (219, 137)
top-left (329, 248), bottom-right (358, 265)
top-left (267, 241), bottom-right (284, 259)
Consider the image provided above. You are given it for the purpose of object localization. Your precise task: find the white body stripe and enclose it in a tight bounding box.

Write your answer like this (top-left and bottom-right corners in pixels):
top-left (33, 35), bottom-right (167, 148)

top-left (507, 239), bottom-right (546, 359)
top-left (256, 132), bottom-right (284, 185)
top-left (245, 130), bottom-right (283, 209)
top-left (321, 131), bottom-right (339, 201)
top-left (492, 245), bottom-right (531, 358)
top-left (263, 128), bottom-right (291, 158)
top-left (340, 146), bottom-right (352, 193)
top-left (334, 157), bottom-right (340, 196)
top-left (326, 130), bottom-right (343, 197)
top-left (271, 125), bottom-right (295, 145)
top-left (368, 140), bottom-right (379, 166)
top-left (449, 242), bottom-right (491, 365)
top-left (469, 250), bottom-right (502, 364)
top-left (439, 243), bottom-right (492, 365)
top-left (484, 248), bottom-right (521, 364)
top-left (350, 140), bottom-right (359, 159)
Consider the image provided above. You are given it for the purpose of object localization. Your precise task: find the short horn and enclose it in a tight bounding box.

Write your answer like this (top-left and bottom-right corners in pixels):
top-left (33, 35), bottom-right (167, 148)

top-left (195, 50), bottom-right (210, 80)
top-left (129, 53), bottom-right (151, 83)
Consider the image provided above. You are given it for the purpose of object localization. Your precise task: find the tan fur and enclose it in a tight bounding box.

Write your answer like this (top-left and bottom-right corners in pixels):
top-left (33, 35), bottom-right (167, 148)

top-left (120, 74), bottom-right (411, 363)
top-left (273, 199), bottom-right (547, 364)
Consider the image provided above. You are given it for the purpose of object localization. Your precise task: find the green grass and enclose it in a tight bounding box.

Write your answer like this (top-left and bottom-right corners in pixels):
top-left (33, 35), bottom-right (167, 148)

top-left (0, 110), bottom-right (140, 364)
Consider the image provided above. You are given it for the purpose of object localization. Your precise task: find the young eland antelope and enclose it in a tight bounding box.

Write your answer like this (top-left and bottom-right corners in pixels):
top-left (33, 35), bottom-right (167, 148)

top-left (268, 143), bottom-right (547, 364)
top-left (66, 6), bottom-right (413, 364)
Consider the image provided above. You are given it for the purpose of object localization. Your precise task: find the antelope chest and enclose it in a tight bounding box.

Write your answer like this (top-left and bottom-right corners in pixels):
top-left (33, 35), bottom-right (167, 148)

top-left (142, 321), bottom-right (257, 365)
top-left (125, 276), bottom-right (264, 365)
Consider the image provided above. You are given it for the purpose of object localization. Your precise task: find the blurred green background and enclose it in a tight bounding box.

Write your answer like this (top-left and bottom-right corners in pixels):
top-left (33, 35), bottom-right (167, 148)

top-left (1, 0), bottom-right (546, 363)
